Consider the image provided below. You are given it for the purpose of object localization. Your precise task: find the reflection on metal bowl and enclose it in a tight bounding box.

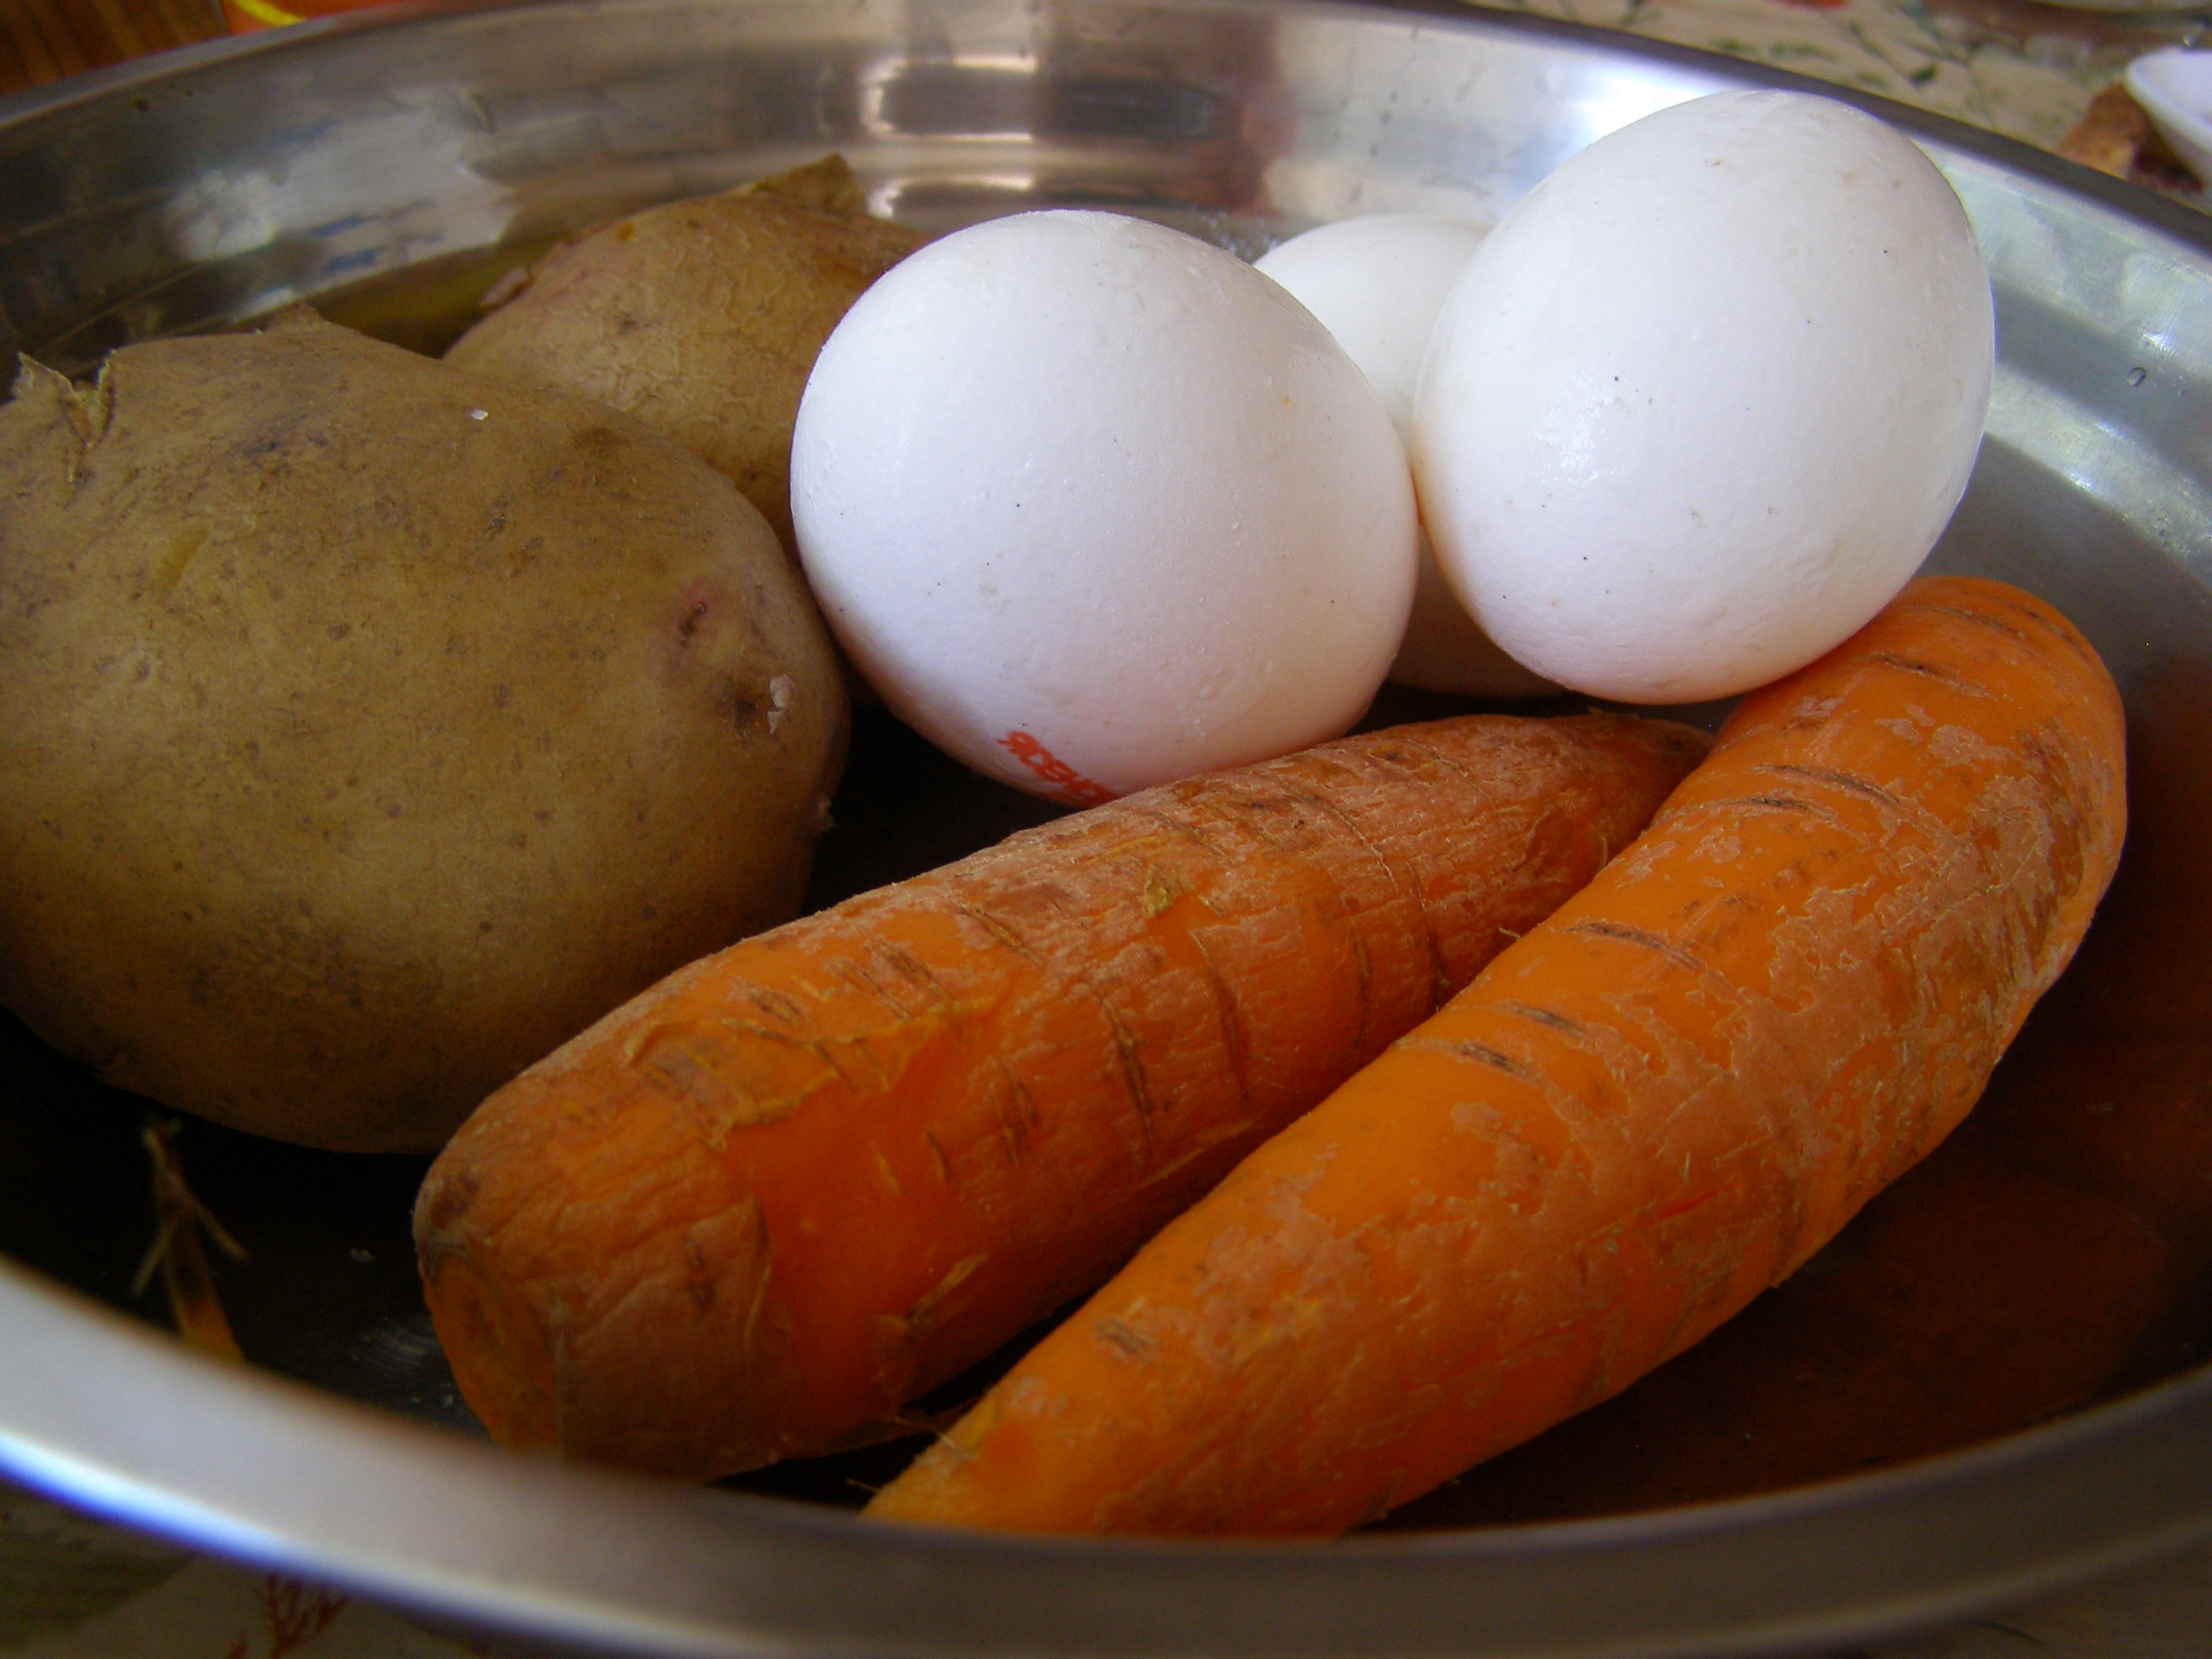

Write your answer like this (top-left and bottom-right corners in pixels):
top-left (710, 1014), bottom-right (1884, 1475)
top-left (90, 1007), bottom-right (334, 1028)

top-left (3, 1), bottom-right (2212, 1654)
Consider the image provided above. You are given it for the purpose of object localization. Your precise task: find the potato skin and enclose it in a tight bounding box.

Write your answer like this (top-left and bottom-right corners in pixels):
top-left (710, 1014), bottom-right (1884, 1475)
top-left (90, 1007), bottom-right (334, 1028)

top-left (444, 162), bottom-right (926, 552)
top-left (0, 313), bottom-right (847, 1152)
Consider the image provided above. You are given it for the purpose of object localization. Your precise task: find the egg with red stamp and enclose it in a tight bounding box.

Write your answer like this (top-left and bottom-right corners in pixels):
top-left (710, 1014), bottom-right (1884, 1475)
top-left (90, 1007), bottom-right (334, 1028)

top-left (790, 208), bottom-right (1418, 804)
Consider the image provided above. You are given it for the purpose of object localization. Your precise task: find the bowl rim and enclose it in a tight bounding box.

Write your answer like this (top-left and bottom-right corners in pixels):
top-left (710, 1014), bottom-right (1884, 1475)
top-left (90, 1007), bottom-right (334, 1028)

top-left (8, 1254), bottom-right (2212, 1658)
top-left (5, 0), bottom-right (2210, 244)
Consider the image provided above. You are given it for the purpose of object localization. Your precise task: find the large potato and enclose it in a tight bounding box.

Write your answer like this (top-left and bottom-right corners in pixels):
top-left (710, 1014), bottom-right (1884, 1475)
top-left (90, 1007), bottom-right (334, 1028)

top-left (0, 312), bottom-right (847, 1152)
top-left (444, 157), bottom-right (927, 552)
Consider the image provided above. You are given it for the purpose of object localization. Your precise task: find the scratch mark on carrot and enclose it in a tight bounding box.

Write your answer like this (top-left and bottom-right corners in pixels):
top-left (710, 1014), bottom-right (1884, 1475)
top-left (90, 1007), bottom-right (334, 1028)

top-left (1910, 601), bottom-right (2028, 643)
top-left (1422, 1038), bottom-right (1537, 1082)
top-left (877, 943), bottom-right (952, 1004)
top-left (734, 1199), bottom-right (772, 1362)
top-left (993, 1064), bottom-right (1035, 1163)
top-left (1096, 1317), bottom-right (1153, 1360)
top-left (1757, 764), bottom-right (1903, 809)
top-left (1120, 798), bottom-right (1233, 862)
top-left (1701, 793), bottom-right (1835, 820)
top-left (683, 1232), bottom-right (717, 1313)
top-left (1289, 773), bottom-right (1447, 1006)
top-left (1105, 1007), bottom-right (1159, 1155)
top-left (743, 984), bottom-right (809, 1027)
top-left (1053, 959), bottom-right (1162, 1158)
top-left (1188, 931), bottom-right (1254, 1117)
top-left (832, 955), bottom-right (917, 1020)
top-left (803, 1034), bottom-right (877, 1099)
top-left (1868, 651), bottom-right (1979, 690)
top-left (1497, 1002), bottom-right (1585, 1038)
top-left (1650, 1185), bottom-right (1719, 1222)
top-left (910, 1253), bottom-right (989, 1333)
top-left (952, 902), bottom-right (1042, 966)
top-left (1561, 919), bottom-right (1708, 975)
top-left (1351, 933), bottom-right (1376, 1054)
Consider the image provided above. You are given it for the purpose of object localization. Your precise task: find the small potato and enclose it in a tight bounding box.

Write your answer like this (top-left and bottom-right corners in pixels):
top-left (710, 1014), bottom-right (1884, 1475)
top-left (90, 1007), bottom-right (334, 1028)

top-left (445, 156), bottom-right (927, 552)
top-left (0, 312), bottom-right (847, 1152)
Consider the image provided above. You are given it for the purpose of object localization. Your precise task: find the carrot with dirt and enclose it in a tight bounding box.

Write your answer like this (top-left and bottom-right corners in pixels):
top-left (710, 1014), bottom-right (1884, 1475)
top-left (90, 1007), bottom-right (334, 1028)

top-left (413, 710), bottom-right (1708, 1479)
top-left (865, 575), bottom-right (2129, 1536)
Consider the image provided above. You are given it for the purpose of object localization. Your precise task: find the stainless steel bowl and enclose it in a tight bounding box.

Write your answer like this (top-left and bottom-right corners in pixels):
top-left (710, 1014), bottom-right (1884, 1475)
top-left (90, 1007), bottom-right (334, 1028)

top-left (5, 2), bottom-right (2212, 1654)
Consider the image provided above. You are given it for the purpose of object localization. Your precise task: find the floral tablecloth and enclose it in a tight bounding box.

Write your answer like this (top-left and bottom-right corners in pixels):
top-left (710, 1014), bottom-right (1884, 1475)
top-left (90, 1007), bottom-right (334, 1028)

top-left (1518, 0), bottom-right (2199, 153)
top-left (5, 0), bottom-right (2211, 1654)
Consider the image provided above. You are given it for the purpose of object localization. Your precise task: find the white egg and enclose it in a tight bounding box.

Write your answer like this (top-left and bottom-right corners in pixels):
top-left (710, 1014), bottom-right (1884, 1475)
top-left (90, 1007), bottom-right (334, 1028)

top-left (1257, 215), bottom-right (1492, 435)
top-left (792, 208), bottom-right (1417, 802)
top-left (1258, 214), bottom-right (1559, 699)
top-left (1412, 90), bottom-right (1995, 705)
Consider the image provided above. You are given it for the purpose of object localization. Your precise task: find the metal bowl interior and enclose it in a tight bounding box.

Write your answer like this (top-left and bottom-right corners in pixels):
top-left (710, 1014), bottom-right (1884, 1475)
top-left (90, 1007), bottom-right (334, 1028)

top-left (4, 1), bottom-right (2212, 1654)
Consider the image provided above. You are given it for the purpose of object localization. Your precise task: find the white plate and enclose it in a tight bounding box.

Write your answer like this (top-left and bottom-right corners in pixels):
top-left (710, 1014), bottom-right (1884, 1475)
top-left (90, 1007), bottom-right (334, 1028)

top-left (2126, 47), bottom-right (2212, 182)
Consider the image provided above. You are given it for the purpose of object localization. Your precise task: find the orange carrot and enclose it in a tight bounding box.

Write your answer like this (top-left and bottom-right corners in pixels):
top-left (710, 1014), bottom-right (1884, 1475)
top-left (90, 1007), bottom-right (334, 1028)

top-left (414, 711), bottom-right (1708, 1479)
top-left (865, 576), bottom-right (2129, 1536)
